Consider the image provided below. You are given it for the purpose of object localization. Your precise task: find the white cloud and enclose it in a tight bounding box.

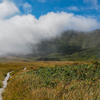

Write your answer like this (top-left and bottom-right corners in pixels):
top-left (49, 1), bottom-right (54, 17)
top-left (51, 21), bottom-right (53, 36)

top-left (67, 6), bottom-right (79, 11)
top-left (38, 0), bottom-right (46, 3)
top-left (0, 0), bottom-right (19, 19)
top-left (0, 1), bottom-right (99, 55)
top-left (89, 5), bottom-right (100, 10)
top-left (0, 12), bottom-right (99, 55)
top-left (83, 0), bottom-right (100, 11)
top-left (84, 0), bottom-right (98, 5)
top-left (23, 3), bottom-right (32, 14)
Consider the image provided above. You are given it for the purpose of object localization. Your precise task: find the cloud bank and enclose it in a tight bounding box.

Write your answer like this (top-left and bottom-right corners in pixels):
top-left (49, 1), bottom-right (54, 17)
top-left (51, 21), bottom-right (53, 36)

top-left (0, 0), bottom-right (99, 55)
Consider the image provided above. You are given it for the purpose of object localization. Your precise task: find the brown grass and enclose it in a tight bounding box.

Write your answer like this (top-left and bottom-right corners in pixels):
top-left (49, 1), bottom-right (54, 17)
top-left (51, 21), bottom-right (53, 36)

top-left (0, 60), bottom-right (94, 100)
top-left (2, 72), bottom-right (100, 100)
top-left (0, 60), bottom-right (82, 86)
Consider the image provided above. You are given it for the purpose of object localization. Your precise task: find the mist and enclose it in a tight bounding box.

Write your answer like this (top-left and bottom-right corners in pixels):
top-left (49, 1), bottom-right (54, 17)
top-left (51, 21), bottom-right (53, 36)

top-left (0, 0), bottom-right (99, 55)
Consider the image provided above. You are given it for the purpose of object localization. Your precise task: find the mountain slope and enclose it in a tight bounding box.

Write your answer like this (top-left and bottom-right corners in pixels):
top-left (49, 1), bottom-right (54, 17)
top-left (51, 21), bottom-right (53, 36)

top-left (3, 29), bottom-right (100, 61)
top-left (34, 29), bottom-right (100, 61)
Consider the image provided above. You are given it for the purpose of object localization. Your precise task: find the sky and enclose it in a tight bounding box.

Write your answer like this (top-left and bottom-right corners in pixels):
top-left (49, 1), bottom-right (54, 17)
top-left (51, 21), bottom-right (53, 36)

top-left (0, 0), bottom-right (100, 55)
top-left (10, 0), bottom-right (100, 20)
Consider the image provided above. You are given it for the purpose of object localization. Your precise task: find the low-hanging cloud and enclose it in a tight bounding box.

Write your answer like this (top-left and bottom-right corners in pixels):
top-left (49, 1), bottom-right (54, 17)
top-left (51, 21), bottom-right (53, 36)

top-left (0, 0), bottom-right (99, 55)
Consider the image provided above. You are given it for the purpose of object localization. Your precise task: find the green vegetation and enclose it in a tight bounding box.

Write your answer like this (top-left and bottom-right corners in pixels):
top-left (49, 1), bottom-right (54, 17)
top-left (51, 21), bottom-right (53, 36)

top-left (32, 29), bottom-right (100, 61)
top-left (0, 60), bottom-right (76, 87)
top-left (1, 60), bottom-right (100, 100)
top-left (33, 64), bottom-right (100, 84)
top-left (4, 29), bottom-right (100, 61)
top-left (0, 29), bottom-right (100, 99)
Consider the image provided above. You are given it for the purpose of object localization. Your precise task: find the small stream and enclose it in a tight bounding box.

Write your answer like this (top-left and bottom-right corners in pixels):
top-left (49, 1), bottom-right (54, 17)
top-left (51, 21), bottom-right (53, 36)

top-left (0, 72), bottom-right (12, 100)
top-left (0, 68), bottom-right (26, 100)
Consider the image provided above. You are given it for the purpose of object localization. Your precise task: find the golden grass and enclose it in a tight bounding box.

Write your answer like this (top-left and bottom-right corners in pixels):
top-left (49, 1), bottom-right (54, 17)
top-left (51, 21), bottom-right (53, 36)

top-left (2, 71), bottom-right (100, 100)
top-left (0, 60), bottom-right (95, 100)
top-left (0, 60), bottom-right (82, 86)
top-left (0, 81), bottom-right (3, 88)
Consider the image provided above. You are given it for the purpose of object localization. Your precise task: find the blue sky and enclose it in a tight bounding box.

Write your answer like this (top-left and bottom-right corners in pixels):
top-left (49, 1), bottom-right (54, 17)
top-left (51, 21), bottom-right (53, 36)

top-left (0, 0), bottom-right (100, 54)
top-left (12, 0), bottom-right (100, 20)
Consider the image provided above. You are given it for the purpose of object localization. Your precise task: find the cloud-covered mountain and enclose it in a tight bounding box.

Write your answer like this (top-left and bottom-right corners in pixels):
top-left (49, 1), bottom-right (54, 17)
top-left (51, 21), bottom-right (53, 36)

top-left (0, 0), bottom-right (100, 55)
top-left (34, 29), bottom-right (100, 61)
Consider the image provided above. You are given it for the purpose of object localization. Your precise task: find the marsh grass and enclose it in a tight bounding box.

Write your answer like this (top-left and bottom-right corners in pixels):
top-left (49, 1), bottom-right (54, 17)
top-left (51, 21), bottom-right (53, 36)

top-left (2, 61), bottom-right (100, 100)
top-left (0, 61), bottom-right (79, 87)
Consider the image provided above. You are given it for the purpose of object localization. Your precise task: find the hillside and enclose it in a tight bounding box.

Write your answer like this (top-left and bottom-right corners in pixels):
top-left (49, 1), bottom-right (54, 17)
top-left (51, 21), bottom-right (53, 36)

top-left (2, 29), bottom-right (100, 61)
top-left (34, 29), bottom-right (100, 61)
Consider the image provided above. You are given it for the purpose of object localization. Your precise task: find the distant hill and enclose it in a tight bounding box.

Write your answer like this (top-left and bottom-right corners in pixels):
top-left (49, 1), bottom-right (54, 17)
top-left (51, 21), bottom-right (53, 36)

top-left (2, 29), bottom-right (100, 61)
top-left (34, 29), bottom-right (100, 61)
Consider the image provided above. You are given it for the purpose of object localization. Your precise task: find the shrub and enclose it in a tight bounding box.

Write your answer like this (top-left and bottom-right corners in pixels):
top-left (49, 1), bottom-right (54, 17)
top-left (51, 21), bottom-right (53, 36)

top-left (91, 61), bottom-right (99, 65)
top-left (73, 62), bottom-right (78, 65)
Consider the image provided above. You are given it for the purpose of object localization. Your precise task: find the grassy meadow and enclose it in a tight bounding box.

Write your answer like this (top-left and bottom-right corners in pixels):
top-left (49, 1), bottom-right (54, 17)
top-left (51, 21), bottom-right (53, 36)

top-left (0, 58), bottom-right (100, 100)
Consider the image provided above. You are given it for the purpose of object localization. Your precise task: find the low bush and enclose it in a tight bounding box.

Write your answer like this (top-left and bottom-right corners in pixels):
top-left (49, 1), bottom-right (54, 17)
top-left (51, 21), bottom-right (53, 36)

top-left (3, 64), bottom-right (100, 100)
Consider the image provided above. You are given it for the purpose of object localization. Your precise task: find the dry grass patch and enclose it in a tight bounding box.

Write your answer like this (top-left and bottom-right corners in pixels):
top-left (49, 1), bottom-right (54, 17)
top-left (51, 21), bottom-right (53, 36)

top-left (0, 60), bottom-right (94, 99)
top-left (2, 62), bottom-right (100, 100)
top-left (3, 74), bottom-right (100, 100)
top-left (0, 81), bottom-right (3, 88)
